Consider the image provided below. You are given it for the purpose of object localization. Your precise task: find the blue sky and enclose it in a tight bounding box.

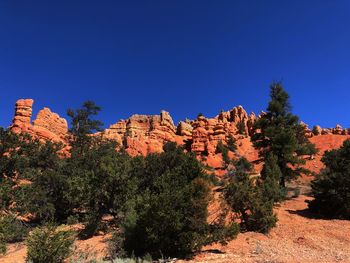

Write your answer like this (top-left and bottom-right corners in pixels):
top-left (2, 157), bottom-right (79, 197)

top-left (1, 1), bottom-right (350, 128)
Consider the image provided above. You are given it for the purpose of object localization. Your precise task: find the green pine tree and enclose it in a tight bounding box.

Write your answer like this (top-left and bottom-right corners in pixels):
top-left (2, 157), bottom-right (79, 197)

top-left (308, 139), bottom-right (350, 219)
top-left (223, 157), bottom-right (277, 233)
top-left (259, 153), bottom-right (284, 202)
top-left (252, 82), bottom-right (317, 187)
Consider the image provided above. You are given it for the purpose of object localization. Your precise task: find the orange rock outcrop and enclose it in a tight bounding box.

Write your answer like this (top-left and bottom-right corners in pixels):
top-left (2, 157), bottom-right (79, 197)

top-left (100, 110), bottom-right (177, 155)
top-left (8, 99), bottom-right (350, 175)
top-left (10, 99), bottom-right (68, 143)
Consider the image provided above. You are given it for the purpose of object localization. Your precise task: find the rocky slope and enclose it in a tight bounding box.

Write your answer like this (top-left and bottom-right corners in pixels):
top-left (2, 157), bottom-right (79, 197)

top-left (8, 99), bottom-right (350, 174)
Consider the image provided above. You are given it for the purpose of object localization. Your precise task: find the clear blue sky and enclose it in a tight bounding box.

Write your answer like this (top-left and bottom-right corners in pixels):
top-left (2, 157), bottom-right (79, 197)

top-left (1, 1), bottom-right (350, 128)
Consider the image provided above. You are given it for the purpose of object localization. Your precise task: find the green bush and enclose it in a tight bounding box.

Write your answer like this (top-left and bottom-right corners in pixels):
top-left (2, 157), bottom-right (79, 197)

top-left (260, 153), bottom-right (284, 202)
top-left (236, 120), bottom-right (246, 135)
top-left (227, 136), bottom-right (237, 152)
top-left (118, 142), bottom-right (236, 259)
top-left (26, 225), bottom-right (75, 263)
top-left (312, 125), bottom-right (320, 135)
top-left (0, 214), bottom-right (28, 246)
top-left (0, 239), bottom-right (6, 255)
top-left (292, 187), bottom-right (301, 198)
top-left (233, 157), bottom-right (252, 173)
top-left (223, 159), bottom-right (277, 233)
top-left (107, 232), bottom-right (127, 259)
top-left (308, 139), bottom-right (350, 219)
top-left (215, 141), bottom-right (230, 166)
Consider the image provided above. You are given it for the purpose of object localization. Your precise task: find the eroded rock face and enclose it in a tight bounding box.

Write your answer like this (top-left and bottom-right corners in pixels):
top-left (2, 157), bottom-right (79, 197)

top-left (312, 125), bottom-right (322, 136)
top-left (11, 99), bottom-right (34, 133)
top-left (33, 108), bottom-right (68, 142)
top-left (310, 124), bottom-right (348, 137)
top-left (101, 110), bottom-right (177, 155)
top-left (190, 106), bottom-right (257, 156)
top-left (300, 122), bottom-right (313, 138)
top-left (9, 99), bottom-right (350, 162)
top-left (10, 99), bottom-right (68, 143)
top-left (177, 121), bottom-right (193, 139)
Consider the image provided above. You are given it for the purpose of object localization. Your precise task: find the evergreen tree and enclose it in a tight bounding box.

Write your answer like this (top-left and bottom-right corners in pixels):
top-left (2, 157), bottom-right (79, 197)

top-left (65, 139), bottom-right (136, 238)
top-left (233, 157), bottom-right (252, 173)
top-left (120, 142), bottom-right (237, 258)
top-left (252, 82), bottom-right (317, 187)
top-left (308, 139), bottom-right (350, 219)
top-left (215, 140), bottom-right (230, 166)
top-left (0, 128), bottom-right (68, 221)
top-left (223, 158), bottom-right (277, 233)
top-left (259, 153), bottom-right (284, 202)
top-left (236, 120), bottom-right (246, 135)
top-left (67, 100), bottom-right (103, 137)
top-left (9, 138), bottom-right (71, 223)
top-left (227, 136), bottom-right (237, 152)
top-left (66, 101), bottom-right (136, 237)
top-left (67, 100), bottom-right (104, 153)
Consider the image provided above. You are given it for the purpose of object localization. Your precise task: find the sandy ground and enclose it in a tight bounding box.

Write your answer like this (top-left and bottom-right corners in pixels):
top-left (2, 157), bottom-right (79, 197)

top-left (183, 195), bottom-right (350, 263)
top-left (1, 195), bottom-right (350, 263)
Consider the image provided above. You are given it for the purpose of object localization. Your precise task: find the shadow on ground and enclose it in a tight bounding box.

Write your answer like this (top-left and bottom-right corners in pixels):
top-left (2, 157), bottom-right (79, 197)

top-left (286, 207), bottom-right (328, 220)
top-left (201, 249), bottom-right (225, 254)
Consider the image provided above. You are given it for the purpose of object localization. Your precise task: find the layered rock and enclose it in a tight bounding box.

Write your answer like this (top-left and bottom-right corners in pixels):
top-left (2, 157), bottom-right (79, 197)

top-left (311, 124), bottom-right (349, 136)
top-left (101, 106), bottom-right (256, 157)
top-left (11, 99), bottom-right (34, 133)
top-left (101, 110), bottom-right (176, 155)
top-left (32, 108), bottom-right (68, 142)
top-left (190, 106), bottom-right (257, 156)
top-left (9, 99), bottom-right (350, 164)
top-left (177, 120), bottom-right (193, 139)
top-left (300, 122), bottom-right (313, 138)
top-left (10, 99), bottom-right (68, 143)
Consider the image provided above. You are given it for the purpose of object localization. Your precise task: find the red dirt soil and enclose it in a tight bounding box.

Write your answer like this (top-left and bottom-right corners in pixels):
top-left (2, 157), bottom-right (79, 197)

top-left (2, 195), bottom-right (350, 263)
top-left (2, 135), bottom-right (350, 263)
top-left (181, 195), bottom-right (350, 263)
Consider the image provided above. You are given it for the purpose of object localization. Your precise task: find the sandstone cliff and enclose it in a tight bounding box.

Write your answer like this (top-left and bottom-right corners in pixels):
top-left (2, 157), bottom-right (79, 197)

top-left (8, 99), bottom-right (350, 175)
top-left (100, 111), bottom-right (177, 155)
top-left (10, 99), bottom-right (68, 143)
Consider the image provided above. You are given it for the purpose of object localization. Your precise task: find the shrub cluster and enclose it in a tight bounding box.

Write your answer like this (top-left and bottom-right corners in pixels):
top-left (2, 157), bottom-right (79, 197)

top-left (215, 138), bottom-right (238, 167)
top-left (0, 214), bottom-right (28, 254)
top-left (0, 102), bottom-right (237, 260)
top-left (0, 82), bottom-right (325, 261)
top-left (223, 157), bottom-right (277, 233)
top-left (26, 225), bottom-right (74, 263)
top-left (309, 139), bottom-right (350, 219)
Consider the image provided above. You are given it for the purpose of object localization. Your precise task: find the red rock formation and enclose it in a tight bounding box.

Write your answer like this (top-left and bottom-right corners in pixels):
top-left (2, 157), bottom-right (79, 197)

top-left (310, 124), bottom-right (348, 137)
top-left (177, 120), bottom-right (193, 138)
top-left (10, 99), bottom-right (68, 143)
top-left (101, 110), bottom-right (176, 155)
top-left (100, 105), bottom-right (256, 158)
top-left (312, 125), bottom-right (322, 136)
top-left (32, 108), bottom-right (68, 142)
top-left (300, 122), bottom-right (313, 138)
top-left (9, 98), bottom-right (350, 176)
top-left (11, 99), bottom-right (34, 133)
top-left (190, 106), bottom-right (256, 157)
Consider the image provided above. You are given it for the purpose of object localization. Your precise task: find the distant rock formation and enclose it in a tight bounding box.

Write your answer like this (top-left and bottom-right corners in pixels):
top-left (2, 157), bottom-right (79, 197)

top-left (11, 99), bottom-right (34, 134)
top-left (10, 99), bottom-right (68, 143)
top-left (8, 99), bottom-right (350, 163)
top-left (100, 111), bottom-right (177, 155)
top-left (310, 124), bottom-right (349, 136)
